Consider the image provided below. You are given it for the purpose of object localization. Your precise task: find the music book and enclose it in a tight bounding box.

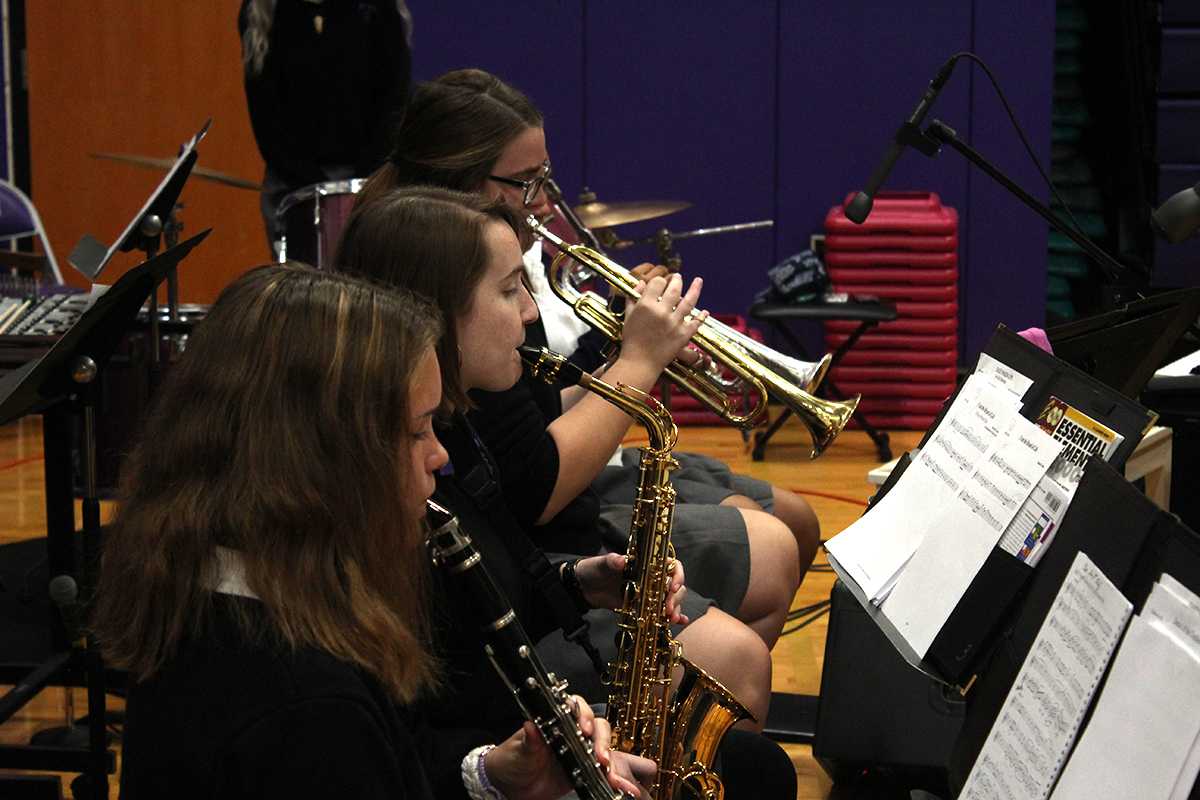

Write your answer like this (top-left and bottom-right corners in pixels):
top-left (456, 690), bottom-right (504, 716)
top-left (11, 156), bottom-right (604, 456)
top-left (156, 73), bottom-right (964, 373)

top-left (1049, 576), bottom-right (1200, 799)
top-left (946, 457), bottom-right (1200, 796)
top-left (959, 552), bottom-right (1131, 800)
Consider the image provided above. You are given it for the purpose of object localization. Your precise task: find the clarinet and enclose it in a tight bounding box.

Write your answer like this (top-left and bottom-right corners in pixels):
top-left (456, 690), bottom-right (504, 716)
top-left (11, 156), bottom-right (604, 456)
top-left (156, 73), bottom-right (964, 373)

top-left (425, 500), bottom-right (626, 800)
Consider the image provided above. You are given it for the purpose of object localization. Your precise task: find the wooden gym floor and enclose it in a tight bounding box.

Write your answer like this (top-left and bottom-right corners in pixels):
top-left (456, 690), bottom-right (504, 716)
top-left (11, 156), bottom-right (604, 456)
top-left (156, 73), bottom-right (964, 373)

top-left (0, 411), bottom-right (925, 797)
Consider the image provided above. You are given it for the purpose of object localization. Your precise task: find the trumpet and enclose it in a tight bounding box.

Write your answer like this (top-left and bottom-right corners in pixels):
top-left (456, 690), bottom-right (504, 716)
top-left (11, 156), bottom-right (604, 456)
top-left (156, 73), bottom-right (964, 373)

top-left (527, 214), bottom-right (859, 458)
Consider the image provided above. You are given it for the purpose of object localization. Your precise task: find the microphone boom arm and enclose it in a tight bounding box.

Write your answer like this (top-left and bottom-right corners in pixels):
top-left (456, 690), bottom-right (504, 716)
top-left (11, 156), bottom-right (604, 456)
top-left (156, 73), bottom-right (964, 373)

top-left (919, 119), bottom-right (1133, 284)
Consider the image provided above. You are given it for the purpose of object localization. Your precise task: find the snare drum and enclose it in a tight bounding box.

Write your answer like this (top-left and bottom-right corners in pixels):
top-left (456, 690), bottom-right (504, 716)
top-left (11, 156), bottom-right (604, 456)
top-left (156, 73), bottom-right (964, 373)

top-left (276, 179), bottom-right (365, 269)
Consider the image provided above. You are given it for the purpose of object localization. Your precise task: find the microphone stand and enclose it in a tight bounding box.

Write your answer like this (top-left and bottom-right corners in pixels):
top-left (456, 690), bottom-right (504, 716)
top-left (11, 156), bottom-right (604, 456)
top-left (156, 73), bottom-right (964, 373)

top-left (918, 120), bottom-right (1200, 348)
top-left (918, 119), bottom-right (1141, 297)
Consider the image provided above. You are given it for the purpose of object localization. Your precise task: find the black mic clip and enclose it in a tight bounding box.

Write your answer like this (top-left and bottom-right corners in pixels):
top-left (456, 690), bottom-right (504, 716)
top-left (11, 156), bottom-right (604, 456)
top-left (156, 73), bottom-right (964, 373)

top-left (895, 120), bottom-right (940, 158)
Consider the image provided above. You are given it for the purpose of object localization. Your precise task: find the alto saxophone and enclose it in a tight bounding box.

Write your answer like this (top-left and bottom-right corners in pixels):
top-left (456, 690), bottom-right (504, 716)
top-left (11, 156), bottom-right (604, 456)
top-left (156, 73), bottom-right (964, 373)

top-left (425, 500), bottom-right (626, 800)
top-left (520, 346), bottom-right (752, 800)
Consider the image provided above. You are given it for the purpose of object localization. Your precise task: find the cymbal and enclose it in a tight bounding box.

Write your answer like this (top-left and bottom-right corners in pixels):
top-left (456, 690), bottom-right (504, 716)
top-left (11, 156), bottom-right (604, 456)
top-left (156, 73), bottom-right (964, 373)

top-left (90, 152), bottom-right (263, 191)
top-left (572, 199), bottom-right (691, 229)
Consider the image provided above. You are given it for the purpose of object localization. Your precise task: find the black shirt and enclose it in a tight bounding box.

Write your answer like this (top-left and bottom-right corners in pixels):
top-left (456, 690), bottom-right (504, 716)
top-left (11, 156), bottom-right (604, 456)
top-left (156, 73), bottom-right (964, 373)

top-left (238, 0), bottom-right (411, 188)
top-left (421, 476), bottom-right (562, 741)
top-left (461, 319), bottom-right (604, 557)
top-left (119, 594), bottom-right (442, 799)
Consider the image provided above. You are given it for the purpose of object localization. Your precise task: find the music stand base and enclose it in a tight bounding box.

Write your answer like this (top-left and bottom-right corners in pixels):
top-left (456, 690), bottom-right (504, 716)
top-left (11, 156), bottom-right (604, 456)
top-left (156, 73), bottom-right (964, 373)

top-left (0, 775), bottom-right (62, 800)
top-left (762, 690), bottom-right (819, 743)
top-left (29, 724), bottom-right (115, 749)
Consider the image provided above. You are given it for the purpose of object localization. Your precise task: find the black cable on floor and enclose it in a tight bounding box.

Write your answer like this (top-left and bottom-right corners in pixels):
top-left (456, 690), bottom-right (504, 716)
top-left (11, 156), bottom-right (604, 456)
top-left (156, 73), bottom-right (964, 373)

top-left (779, 604), bottom-right (830, 637)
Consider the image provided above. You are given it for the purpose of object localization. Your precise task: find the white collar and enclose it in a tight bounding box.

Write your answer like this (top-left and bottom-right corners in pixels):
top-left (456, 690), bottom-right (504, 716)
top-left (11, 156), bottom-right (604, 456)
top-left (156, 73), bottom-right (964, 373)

top-left (213, 546), bottom-right (259, 599)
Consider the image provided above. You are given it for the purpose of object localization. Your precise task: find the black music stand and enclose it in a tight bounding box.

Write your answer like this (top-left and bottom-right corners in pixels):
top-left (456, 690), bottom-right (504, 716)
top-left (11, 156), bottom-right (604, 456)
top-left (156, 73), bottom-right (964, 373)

top-left (749, 299), bottom-right (897, 462)
top-left (0, 231), bottom-right (209, 800)
top-left (1047, 286), bottom-right (1200, 398)
top-left (70, 119), bottom-right (209, 363)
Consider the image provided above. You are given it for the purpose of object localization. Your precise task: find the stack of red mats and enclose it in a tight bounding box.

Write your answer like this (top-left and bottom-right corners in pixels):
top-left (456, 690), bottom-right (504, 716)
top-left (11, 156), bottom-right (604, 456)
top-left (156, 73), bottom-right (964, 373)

top-left (822, 191), bottom-right (959, 430)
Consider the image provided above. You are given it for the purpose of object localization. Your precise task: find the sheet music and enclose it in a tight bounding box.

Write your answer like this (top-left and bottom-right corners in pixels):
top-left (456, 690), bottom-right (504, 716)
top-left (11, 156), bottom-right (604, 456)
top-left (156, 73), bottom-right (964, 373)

top-left (1050, 606), bottom-right (1200, 800)
top-left (825, 375), bottom-right (1020, 601)
top-left (961, 553), bottom-right (1132, 800)
top-left (1141, 577), bottom-right (1200, 800)
top-left (881, 407), bottom-right (1060, 656)
top-left (823, 459), bottom-right (954, 599)
top-left (975, 352), bottom-right (1034, 400)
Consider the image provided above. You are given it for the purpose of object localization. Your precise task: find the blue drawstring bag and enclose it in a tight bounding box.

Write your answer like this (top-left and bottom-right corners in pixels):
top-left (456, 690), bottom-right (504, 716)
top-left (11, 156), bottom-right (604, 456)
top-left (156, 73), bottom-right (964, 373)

top-left (755, 249), bottom-right (829, 305)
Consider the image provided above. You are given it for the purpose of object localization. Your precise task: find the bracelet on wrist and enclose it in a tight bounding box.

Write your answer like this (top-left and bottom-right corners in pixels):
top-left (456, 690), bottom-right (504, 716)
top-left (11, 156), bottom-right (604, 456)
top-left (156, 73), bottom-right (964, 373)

top-left (461, 744), bottom-right (505, 800)
top-left (559, 558), bottom-right (592, 613)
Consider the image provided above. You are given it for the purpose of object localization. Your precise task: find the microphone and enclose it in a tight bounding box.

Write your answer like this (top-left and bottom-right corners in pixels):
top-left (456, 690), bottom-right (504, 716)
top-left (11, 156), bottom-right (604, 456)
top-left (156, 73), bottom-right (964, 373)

top-left (49, 574), bottom-right (85, 647)
top-left (1151, 181), bottom-right (1200, 244)
top-left (845, 57), bottom-right (959, 224)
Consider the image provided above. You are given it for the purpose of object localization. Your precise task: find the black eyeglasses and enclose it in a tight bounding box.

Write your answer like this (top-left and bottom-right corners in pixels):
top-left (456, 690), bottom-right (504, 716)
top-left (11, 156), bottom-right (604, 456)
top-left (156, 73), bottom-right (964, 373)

top-left (489, 160), bottom-right (551, 206)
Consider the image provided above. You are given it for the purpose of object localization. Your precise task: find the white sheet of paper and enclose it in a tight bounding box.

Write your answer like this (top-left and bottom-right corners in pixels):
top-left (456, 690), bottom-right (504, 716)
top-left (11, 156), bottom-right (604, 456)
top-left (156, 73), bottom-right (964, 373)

top-left (824, 461), bottom-right (951, 599)
top-left (914, 373), bottom-right (1007, 494)
top-left (960, 553), bottom-right (1132, 800)
top-left (975, 352), bottom-right (1034, 400)
top-left (1143, 577), bottom-right (1200, 800)
top-left (1144, 578), bottom-right (1200, 658)
top-left (1160, 572), bottom-right (1200, 612)
top-left (1050, 615), bottom-right (1200, 800)
top-left (881, 409), bottom-right (1060, 656)
top-left (826, 376), bottom-right (1022, 602)
top-left (1155, 347), bottom-right (1200, 378)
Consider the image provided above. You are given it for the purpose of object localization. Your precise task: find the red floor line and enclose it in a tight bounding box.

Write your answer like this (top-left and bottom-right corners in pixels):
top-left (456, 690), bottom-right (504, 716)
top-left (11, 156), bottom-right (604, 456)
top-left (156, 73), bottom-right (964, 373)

top-left (0, 455), bottom-right (44, 472)
top-left (791, 488), bottom-right (869, 507)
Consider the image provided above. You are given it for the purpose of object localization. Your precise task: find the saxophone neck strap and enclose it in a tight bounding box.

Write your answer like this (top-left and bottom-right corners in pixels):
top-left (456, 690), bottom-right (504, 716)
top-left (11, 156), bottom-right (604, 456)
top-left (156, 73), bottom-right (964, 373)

top-left (454, 415), bottom-right (607, 678)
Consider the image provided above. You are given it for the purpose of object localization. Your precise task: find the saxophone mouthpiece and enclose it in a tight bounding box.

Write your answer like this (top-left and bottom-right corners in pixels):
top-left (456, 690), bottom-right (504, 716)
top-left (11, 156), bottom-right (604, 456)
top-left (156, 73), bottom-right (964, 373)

top-left (518, 345), bottom-right (588, 388)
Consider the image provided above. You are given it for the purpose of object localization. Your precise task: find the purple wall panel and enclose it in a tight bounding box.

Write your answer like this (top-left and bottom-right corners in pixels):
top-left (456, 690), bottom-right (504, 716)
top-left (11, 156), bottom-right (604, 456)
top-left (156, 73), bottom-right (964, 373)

top-left (579, 1), bottom-right (778, 319)
top-left (961, 0), bottom-right (1056, 359)
top-left (777, 2), bottom-right (973, 359)
top-left (405, 1), bottom-right (1056, 365)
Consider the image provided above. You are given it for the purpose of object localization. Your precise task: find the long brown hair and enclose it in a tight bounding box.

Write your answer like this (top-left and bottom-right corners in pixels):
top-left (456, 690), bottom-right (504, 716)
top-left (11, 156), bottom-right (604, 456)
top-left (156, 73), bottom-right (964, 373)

top-left (356, 68), bottom-right (543, 209)
top-left (92, 264), bottom-right (442, 702)
top-left (335, 185), bottom-right (525, 411)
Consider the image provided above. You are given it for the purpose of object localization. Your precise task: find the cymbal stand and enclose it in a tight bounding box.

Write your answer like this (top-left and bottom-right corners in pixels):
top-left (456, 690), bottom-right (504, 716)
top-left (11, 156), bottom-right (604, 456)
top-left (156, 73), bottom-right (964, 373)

top-left (650, 219), bottom-right (774, 271)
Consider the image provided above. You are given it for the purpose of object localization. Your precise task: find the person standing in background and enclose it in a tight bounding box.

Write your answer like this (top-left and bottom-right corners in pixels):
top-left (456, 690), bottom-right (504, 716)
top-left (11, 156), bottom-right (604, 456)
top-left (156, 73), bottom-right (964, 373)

top-left (239, 0), bottom-right (413, 255)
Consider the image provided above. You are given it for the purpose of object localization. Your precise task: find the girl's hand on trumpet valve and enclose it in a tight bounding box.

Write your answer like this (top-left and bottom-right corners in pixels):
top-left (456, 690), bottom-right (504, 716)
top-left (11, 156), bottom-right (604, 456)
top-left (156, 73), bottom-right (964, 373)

top-left (629, 262), bottom-right (673, 281)
top-left (622, 273), bottom-right (706, 373)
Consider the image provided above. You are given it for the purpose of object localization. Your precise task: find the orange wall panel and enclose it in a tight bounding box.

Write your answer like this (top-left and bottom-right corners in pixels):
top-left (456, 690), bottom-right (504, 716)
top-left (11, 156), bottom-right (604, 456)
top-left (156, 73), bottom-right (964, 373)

top-left (27, 1), bottom-right (267, 303)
